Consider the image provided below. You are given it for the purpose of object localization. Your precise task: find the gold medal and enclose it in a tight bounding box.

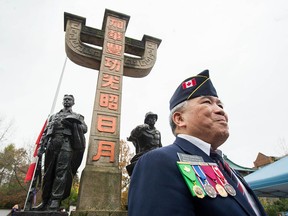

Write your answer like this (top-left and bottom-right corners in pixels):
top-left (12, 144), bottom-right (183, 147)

top-left (224, 183), bottom-right (236, 196)
top-left (203, 183), bottom-right (217, 198)
top-left (215, 184), bottom-right (228, 197)
top-left (192, 185), bottom-right (205, 199)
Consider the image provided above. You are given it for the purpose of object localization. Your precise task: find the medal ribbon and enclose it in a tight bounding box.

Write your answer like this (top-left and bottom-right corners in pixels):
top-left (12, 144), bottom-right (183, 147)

top-left (177, 163), bottom-right (200, 186)
top-left (187, 166), bottom-right (197, 184)
top-left (194, 165), bottom-right (218, 198)
top-left (201, 165), bottom-right (221, 186)
top-left (211, 165), bottom-right (227, 186)
top-left (177, 163), bottom-right (203, 197)
top-left (192, 165), bottom-right (208, 186)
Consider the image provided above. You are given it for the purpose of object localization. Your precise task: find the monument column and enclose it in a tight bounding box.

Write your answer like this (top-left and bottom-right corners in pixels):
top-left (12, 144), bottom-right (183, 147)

top-left (78, 11), bottom-right (127, 212)
top-left (64, 9), bottom-right (161, 215)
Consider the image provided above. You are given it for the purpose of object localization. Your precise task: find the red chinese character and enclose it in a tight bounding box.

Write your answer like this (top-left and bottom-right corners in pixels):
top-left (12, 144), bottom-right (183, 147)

top-left (104, 57), bottom-right (121, 72)
top-left (92, 140), bottom-right (115, 162)
top-left (108, 30), bottom-right (123, 41)
top-left (108, 18), bottom-right (124, 29)
top-left (100, 93), bottom-right (119, 111)
top-left (97, 115), bottom-right (116, 133)
top-left (107, 42), bottom-right (122, 56)
top-left (101, 74), bottom-right (120, 90)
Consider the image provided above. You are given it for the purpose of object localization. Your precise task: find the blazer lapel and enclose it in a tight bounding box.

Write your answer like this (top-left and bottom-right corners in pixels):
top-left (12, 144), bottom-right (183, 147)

top-left (222, 168), bottom-right (258, 215)
top-left (235, 171), bottom-right (267, 216)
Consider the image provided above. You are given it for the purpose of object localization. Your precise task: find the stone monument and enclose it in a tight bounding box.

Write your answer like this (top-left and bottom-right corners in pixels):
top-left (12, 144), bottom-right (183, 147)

top-left (64, 9), bottom-right (161, 215)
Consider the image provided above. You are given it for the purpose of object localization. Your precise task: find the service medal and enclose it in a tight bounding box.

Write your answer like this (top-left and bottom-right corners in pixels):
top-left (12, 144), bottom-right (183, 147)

top-left (224, 183), bottom-right (236, 196)
top-left (203, 183), bottom-right (217, 198)
top-left (215, 184), bottom-right (228, 197)
top-left (192, 185), bottom-right (205, 199)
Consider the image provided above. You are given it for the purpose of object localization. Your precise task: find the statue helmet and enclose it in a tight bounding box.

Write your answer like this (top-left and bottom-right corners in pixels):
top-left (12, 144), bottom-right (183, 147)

top-left (144, 112), bottom-right (158, 124)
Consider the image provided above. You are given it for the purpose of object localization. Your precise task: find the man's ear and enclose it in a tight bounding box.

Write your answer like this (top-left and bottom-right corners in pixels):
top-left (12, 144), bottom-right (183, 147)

top-left (173, 111), bottom-right (185, 127)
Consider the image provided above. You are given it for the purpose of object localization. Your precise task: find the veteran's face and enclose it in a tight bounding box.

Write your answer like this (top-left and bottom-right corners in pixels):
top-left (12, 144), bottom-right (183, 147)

top-left (175, 96), bottom-right (229, 149)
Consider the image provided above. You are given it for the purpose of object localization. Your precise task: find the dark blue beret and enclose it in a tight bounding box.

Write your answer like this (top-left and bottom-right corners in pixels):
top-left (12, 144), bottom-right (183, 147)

top-left (169, 70), bottom-right (218, 110)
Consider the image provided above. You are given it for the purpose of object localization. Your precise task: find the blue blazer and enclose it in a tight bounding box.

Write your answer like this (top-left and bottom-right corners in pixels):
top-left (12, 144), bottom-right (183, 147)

top-left (128, 137), bottom-right (267, 216)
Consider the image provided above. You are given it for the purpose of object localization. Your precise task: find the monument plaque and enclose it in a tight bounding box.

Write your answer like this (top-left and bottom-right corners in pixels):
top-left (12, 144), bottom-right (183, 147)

top-left (64, 9), bottom-right (161, 215)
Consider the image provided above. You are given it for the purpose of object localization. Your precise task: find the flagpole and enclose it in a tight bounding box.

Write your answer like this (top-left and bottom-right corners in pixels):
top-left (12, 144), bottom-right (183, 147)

top-left (50, 56), bottom-right (67, 115)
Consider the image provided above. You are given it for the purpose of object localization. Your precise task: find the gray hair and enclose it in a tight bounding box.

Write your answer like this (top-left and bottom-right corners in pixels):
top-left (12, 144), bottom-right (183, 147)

top-left (169, 100), bottom-right (188, 136)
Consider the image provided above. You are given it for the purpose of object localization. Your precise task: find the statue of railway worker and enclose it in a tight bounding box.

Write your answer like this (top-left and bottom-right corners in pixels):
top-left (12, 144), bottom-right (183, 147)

top-left (126, 112), bottom-right (162, 175)
top-left (35, 94), bottom-right (88, 211)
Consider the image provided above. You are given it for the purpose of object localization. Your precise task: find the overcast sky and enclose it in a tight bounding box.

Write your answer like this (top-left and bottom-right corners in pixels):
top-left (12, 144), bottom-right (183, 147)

top-left (1, 0), bottom-right (288, 169)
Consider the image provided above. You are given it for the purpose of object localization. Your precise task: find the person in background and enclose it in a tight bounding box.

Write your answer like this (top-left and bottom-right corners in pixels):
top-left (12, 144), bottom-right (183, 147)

top-left (9, 204), bottom-right (19, 216)
top-left (128, 70), bottom-right (266, 215)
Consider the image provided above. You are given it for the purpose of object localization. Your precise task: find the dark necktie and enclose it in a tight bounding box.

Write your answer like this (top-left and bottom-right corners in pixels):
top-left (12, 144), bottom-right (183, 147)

top-left (210, 150), bottom-right (245, 196)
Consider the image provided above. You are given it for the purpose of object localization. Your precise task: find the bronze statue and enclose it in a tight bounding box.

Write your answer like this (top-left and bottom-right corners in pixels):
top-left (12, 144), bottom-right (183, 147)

top-left (35, 94), bottom-right (87, 211)
top-left (126, 112), bottom-right (162, 175)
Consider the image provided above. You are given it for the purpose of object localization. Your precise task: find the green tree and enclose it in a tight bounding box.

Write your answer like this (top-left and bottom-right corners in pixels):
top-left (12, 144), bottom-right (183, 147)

top-left (260, 197), bottom-right (288, 216)
top-left (0, 144), bottom-right (29, 208)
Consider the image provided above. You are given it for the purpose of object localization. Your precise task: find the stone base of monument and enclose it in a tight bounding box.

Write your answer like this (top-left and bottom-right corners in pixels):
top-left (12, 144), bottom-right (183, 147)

top-left (70, 210), bottom-right (127, 216)
top-left (13, 211), bottom-right (68, 216)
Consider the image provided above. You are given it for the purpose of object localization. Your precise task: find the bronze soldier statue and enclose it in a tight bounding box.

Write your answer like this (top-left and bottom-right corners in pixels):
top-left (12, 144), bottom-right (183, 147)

top-left (126, 112), bottom-right (162, 175)
top-left (35, 94), bottom-right (87, 211)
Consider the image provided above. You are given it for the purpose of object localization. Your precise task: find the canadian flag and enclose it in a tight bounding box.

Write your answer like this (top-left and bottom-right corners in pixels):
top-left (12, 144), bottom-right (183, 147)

top-left (182, 78), bottom-right (197, 89)
top-left (24, 119), bottom-right (47, 183)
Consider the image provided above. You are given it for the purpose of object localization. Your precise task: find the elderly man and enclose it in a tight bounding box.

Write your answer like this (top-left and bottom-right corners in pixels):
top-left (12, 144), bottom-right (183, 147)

top-left (35, 94), bottom-right (87, 211)
top-left (128, 70), bottom-right (266, 216)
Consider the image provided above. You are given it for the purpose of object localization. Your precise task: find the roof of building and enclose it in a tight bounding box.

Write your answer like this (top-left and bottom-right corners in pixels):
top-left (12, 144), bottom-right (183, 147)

top-left (223, 154), bottom-right (256, 172)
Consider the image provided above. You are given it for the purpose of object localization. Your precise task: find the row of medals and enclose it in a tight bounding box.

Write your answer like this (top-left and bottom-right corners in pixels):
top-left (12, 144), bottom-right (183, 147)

top-left (183, 165), bottom-right (237, 199)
